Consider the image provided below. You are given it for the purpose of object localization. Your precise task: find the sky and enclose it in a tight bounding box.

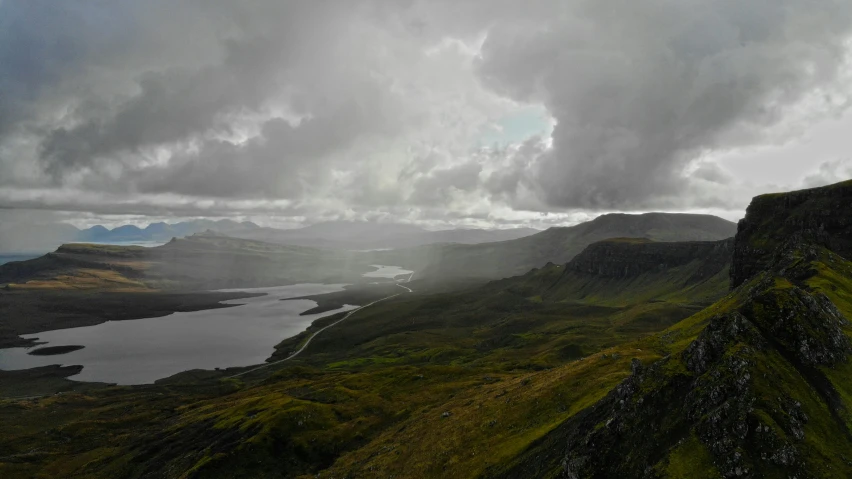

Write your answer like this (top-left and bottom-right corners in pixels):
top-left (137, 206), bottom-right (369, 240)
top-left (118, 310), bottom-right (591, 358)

top-left (2, 0), bottom-right (852, 230)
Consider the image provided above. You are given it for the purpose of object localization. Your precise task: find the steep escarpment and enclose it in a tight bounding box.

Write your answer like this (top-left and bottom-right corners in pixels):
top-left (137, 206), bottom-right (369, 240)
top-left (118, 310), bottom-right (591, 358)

top-left (494, 180), bottom-right (852, 479)
top-left (541, 237), bottom-right (733, 305)
top-left (567, 237), bottom-right (733, 282)
top-left (731, 179), bottom-right (852, 288)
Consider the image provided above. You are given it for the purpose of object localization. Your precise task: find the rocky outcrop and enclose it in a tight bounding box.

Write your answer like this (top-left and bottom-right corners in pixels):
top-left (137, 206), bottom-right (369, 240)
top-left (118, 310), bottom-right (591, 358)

top-left (731, 179), bottom-right (852, 288)
top-left (492, 180), bottom-right (852, 479)
top-left (497, 274), bottom-right (852, 478)
top-left (567, 237), bottom-right (733, 282)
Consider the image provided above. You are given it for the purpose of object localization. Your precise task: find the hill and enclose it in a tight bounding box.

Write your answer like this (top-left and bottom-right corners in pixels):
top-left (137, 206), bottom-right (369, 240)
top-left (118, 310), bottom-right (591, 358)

top-left (0, 233), bottom-right (376, 291)
top-left (374, 212), bottom-right (737, 281)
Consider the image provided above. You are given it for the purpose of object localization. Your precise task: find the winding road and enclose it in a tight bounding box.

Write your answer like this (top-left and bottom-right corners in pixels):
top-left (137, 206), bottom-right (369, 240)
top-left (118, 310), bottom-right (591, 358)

top-left (226, 273), bottom-right (414, 379)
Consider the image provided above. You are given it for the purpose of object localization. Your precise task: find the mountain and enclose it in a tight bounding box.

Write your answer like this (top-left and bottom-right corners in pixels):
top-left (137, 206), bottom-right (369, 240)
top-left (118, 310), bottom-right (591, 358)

top-left (231, 220), bottom-right (540, 250)
top-left (374, 212), bottom-right (737, 281)
top-left (76, 219), bottom-right (260, 243)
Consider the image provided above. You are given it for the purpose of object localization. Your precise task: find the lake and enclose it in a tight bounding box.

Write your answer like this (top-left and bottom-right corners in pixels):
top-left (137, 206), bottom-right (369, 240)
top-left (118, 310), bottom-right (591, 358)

top-left (0, 283), bottom-right (356, 385)
top-left (363, 264), bottom-right (414, 279)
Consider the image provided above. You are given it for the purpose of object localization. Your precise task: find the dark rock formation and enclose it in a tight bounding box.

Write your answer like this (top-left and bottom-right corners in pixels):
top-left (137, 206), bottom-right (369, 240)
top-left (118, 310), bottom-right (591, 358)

top-left (567, 237), bottom-right (733, 282)
top-left (731, 179), bottom-right (852, 288)
top-left (492, 180), bottom-right (852, 479)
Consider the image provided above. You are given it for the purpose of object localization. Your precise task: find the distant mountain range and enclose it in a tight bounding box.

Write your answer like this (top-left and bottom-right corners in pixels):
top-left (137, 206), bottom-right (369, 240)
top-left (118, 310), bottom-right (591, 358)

top-left (0, 219), bottom-right (259, 253)
top-left (75, 219), bottom-right (261, 243)
top-left (0, 219), bottom-right (539, 253)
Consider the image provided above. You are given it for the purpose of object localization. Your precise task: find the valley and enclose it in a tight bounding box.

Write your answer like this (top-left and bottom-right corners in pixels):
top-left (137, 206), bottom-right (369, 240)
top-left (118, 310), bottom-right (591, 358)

top-left (0, 182), bottom-right (851, 478)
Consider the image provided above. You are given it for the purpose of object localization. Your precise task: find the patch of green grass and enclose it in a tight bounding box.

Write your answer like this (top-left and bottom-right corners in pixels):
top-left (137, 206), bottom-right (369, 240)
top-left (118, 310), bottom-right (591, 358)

top-left (657, 434), bottom-right (721, 479)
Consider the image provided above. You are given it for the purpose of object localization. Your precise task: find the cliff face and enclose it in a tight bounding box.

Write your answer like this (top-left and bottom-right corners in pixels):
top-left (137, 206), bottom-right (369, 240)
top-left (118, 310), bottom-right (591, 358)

top-left (533, 237), bottom-right (733, 307)
top-left (409, 212), bottom-right (736, 281)
top-left (568, 237), bottom-right (733, 282)
top-left (494, 180), bottom-right (852, 479)
top-left (731, 179), bottom-right (852, 288)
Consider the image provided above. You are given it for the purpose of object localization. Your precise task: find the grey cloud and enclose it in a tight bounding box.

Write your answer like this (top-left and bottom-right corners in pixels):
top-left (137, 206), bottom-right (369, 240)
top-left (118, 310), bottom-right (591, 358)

top-left (36, 2), bottom-right (363, 177)
top-left (409, 161), bottom-right (483, 205)
top-left (1, 0), bottom-right (851, 227)
top-left (476, 0), bottom-right (852, 209)
top-left (483, 137), bottom-right (548, 208)
top-left (130, 89), bottom-right (399, 198)
top-left (691, 162), bottom-right (734, 185)
top-left (802, 159), bottom-right (852, 188)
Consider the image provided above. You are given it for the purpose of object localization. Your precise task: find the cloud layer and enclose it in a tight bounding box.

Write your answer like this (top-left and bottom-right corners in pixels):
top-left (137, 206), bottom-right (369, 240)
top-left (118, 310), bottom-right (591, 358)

top-left (2, 0), bottom-right (852, 227)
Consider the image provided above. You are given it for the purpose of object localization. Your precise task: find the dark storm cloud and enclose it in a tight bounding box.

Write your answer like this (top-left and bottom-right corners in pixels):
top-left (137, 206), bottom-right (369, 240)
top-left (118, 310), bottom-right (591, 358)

top-left (476, 0), bottom-right (852, 209)
top-left (131, 89), bottom-right (400, 198)
top-left (409, 161), bottom-right (482, 205)
top-left (32, 2), bottom-right (368, 177)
